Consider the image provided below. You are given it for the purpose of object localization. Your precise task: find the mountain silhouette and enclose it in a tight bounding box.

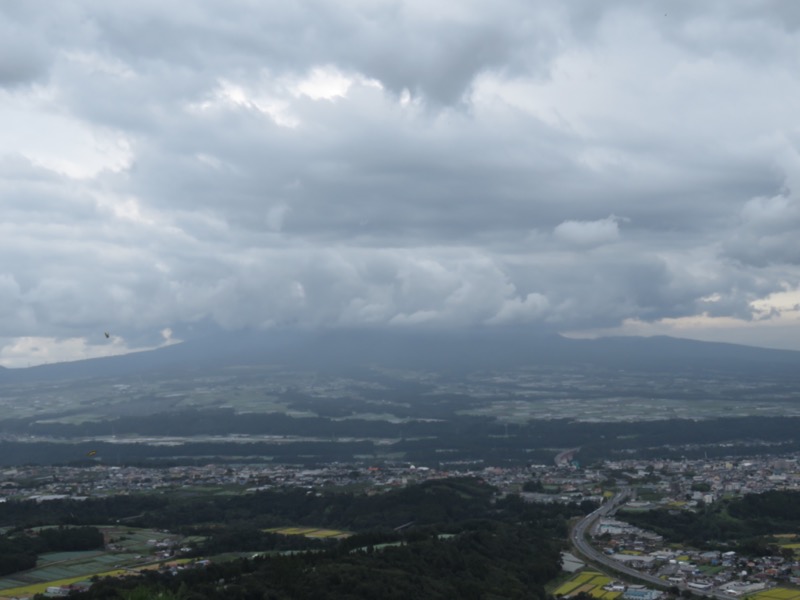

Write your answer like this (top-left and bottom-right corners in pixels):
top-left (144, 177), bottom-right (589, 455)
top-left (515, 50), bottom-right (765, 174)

top-left (1, 328), bottom-right (799, 383)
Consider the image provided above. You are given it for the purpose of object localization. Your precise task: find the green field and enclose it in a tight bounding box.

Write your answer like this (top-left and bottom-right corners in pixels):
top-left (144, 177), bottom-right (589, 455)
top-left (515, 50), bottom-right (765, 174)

top-left (0, 568), bottom-right (127, 599)
top-left (753, 589), bottom-right (800, 600)
top-left (554, 571), bottom-right (621, 599)
top-left (265, 526), bottom-right (352, 539)
top-left (0, 526), bottom-right (191, 597)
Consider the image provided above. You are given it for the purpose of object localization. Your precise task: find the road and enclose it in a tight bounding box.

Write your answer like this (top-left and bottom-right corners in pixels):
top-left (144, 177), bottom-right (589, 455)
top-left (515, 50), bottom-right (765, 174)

top-left (570, 489), bottom-right (736, 600)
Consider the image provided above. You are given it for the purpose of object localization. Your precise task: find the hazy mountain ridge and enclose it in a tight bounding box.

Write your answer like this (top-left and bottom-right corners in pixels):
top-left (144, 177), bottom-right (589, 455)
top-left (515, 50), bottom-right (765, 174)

top-left (1, 330), bottom-right (799, 383)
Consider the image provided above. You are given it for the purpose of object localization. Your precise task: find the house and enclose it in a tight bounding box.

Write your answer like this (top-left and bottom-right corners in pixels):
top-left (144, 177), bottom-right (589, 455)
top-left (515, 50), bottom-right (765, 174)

top-left (622, 588), bottom-right (661, 600)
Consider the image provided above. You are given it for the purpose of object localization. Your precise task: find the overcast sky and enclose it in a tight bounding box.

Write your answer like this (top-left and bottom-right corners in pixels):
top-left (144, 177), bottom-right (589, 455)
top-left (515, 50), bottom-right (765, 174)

top-left (2, 0), bottom-right (800, 367)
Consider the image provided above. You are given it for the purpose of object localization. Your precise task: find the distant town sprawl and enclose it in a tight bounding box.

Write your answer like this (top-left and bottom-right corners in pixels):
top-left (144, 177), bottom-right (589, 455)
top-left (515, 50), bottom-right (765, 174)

top-left (2, 453), bottom-right (799, 504)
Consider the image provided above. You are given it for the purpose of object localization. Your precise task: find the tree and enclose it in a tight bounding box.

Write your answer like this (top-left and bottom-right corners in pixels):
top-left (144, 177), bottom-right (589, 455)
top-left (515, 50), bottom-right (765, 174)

top-left (522, 479), bottom-right (544, 493)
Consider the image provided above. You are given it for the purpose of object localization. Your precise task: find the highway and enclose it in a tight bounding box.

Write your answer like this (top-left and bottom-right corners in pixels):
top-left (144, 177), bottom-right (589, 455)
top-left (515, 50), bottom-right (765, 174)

top-left (570, 489), bottom-right (736, 600)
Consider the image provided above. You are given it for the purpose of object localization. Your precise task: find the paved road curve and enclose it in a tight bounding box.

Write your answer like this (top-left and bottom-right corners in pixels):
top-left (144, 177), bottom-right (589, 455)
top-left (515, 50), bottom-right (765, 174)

top-left (570, 489), bottom-right (736, 600)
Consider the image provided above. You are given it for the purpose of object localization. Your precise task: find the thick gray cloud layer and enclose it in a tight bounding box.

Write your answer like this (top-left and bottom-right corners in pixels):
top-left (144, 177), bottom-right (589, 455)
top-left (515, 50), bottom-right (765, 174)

top-left (2, 0), bottom-right (800, 365)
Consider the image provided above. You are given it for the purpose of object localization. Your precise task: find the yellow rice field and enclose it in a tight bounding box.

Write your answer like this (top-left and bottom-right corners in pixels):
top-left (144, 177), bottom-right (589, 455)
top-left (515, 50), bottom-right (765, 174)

top-left (753, 588), bottom-right (800, 600)
top-left (265, 526), bottom-right (351, 539)
top-left (554, 571), bottom-right (619, 599)
top-left (554, 571), bottom-right (598, 594)
top-left (305, 529), bottom-right (348, 538)
top-left (0, 558), bottom-right (196, 599)
top-left (0, 569), bottom-right (127, 599)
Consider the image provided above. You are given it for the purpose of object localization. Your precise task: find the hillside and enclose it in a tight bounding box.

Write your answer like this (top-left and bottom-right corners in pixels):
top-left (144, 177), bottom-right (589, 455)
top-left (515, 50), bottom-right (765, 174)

top-left (1, 329), bottom-right (799, 383)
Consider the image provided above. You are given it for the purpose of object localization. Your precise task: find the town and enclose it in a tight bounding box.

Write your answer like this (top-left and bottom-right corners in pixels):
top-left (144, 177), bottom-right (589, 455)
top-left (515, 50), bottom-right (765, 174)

top-left (2, 451), bottom-right (800, 599)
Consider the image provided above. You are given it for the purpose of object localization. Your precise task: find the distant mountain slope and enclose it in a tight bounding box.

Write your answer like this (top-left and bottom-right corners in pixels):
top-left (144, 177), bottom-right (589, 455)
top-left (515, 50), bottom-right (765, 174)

top-left (1, 328), bottom-right (799, 383)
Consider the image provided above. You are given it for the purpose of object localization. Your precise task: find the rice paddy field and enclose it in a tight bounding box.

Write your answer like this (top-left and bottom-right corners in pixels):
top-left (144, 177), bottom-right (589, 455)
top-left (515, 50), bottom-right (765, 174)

top-left (0, 569), bottom-right (128, 599)
top-left (763, 534), bottom-right (800, 557)
top-left (753, 588), bottom-right (800, 600)
top-left (0, 527), bottom-right (190, 599)
top-left (553, 570), bottom-right (622, 599)
top-left (265, 526), bottom-right (352, 539)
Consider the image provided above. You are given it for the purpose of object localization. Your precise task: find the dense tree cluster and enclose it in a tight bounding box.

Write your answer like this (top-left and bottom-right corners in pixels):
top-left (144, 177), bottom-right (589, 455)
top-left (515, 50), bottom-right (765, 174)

top-left (622, 490), bottom-right (800, 552)
top-left (55, 521), bottom-right (566, 599)
top-left (0, 525), bottom-right (103, 576)
top-left (4, 478), bottom-right (593, 598)
top-left (0, 495), bottom-right (167, 529)
top-left (0, 478), bottom-right (499, 532)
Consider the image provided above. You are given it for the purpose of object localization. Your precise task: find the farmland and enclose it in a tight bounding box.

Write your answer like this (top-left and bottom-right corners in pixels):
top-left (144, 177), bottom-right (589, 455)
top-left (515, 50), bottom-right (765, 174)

top-left (265, 526), bottom-right (351, 540)
top-left (753, 588), bottom-right (800, 600)
top-left (553, 571), bottom-right (622, 599)
top-left (0, 526), bottom-right (192, 600)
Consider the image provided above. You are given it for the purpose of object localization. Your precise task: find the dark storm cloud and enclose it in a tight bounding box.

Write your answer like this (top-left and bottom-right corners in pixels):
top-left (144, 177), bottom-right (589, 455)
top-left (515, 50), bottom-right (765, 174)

top-left (0, 16), bottom-right (50, 86)
top-left (80, 0), bottom-right (557, 105)
top-left (1, 0), bottom-right (800, 364)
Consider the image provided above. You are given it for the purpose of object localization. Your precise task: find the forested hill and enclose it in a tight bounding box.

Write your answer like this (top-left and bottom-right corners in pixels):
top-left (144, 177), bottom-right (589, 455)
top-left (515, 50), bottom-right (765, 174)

top-left (1, 478), bottom-right (592, 600)
top-left (622, 490), bottom-right (800, 552)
